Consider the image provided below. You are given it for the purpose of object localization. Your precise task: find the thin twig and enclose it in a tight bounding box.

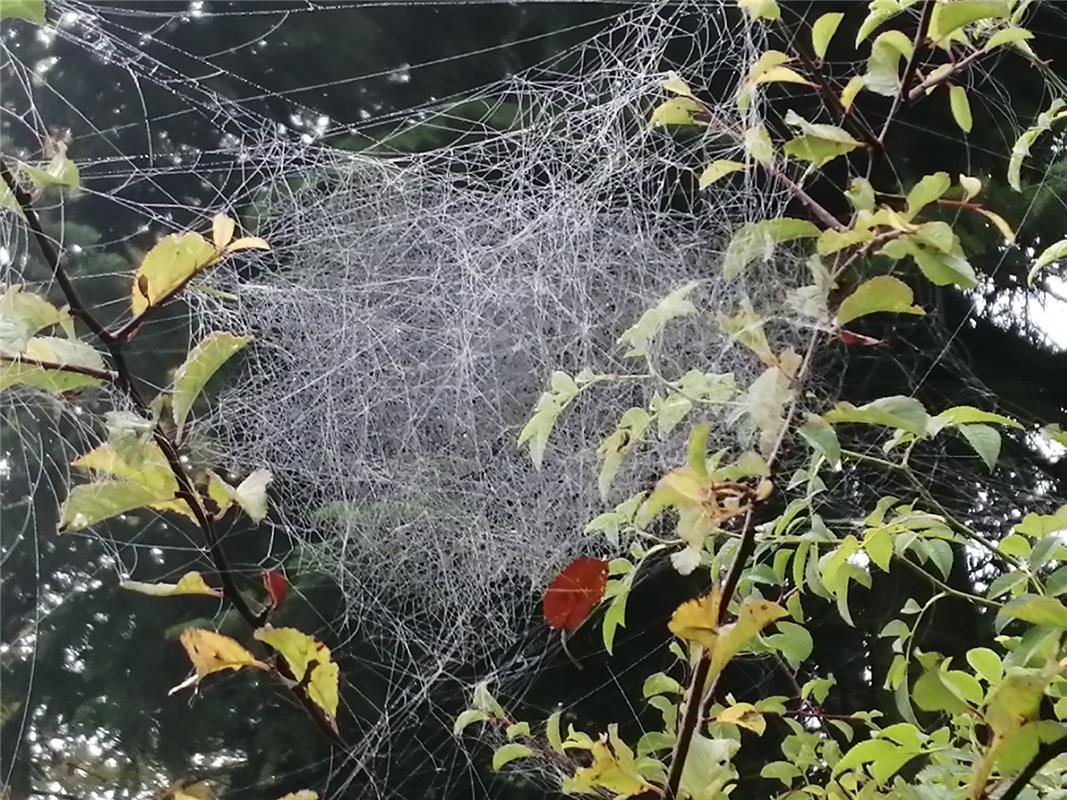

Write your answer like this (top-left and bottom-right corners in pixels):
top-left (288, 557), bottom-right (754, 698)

top-left (0, 352), bottom-right (117, 383)
top-left (907, 48), bottom-right (987, 103)
top-left (879, 0), bottom-right (934, 144)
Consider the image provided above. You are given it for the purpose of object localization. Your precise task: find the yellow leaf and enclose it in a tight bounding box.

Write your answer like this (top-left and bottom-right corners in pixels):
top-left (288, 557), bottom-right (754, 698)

top-left (710, 597), bottom-right (787, 679)
top-left (59, 481), bottom-right (172, 532)
top-left (226, 236), bottom-right (271, 253)
top-left (120, 571), bottom-right (222, 598)
top-left (131, 232), bottom-right (217, 317)
top-left (212, 214), bottom-right (235, 249)
top-left (669, 587), bottom-right (722, 650)
top-left (253, 626), bottom-right (339, 720)
top-left (276, 793), bottom-right (317, 800)
top-left (840, 75), bottom-right (865, 112)
top-left (561, 724), bottom-right (653, 799)
top-left (171, 628), bottom-right (267, 694)
top-left (717, 702), bottom-right (767, 735)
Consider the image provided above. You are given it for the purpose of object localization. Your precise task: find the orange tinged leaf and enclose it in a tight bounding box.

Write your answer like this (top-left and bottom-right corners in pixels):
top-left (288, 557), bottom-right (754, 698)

top-left (543, 557), bottom-right (609, 631)
top-left (170, 628), bottom-right (267, 695)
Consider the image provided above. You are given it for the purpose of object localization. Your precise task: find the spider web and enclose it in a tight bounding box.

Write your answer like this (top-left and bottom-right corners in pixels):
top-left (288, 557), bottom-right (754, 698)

top-left (2, 1), bottom-right (1063, 798)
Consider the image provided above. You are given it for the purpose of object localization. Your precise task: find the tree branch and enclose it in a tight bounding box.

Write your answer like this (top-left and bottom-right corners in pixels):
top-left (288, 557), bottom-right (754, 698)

top-left (0, 353), bottom-right (117, 383)
top-left (1, 156), bottom-right (347, 748)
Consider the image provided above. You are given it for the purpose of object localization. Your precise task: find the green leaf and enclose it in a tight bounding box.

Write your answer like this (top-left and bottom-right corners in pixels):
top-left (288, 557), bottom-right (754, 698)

top-left (824, 396), bottom-right (930, 436)
top-left (905, 172), bottom-right (952, 218)
top-left (783, 110), bottom-right (862, 168)
top-left (835, 276), bottom-right (924, 325)
top-left (598, 407), bottom-right (650, 500)
top-left (506, 721), bottom-right (530, 740)
top-left (928, 0), bottom-right (1012, 43)
top-left (602, 580), bottom-right (630, 655)
top-left (967, 647), bottom-right (1003, 684)
top-left (650, 97), bottom-right (704, 127)
top-left (744, 124), bottom-right (774, 166)
top-left (453, 709), bottom-right (489, 735)
top-left (472, 680), bottom-right (506, 718)
top-left (933, 405), bottom-right (1022, 430)
top-left (119, 571), bottom-right (221, 599)
top-left (798, 414), bottom-right (841, 466)
top-left (846, 178), bottom-right (876, 212)
top-left (0, 0), bottom-right (45, 24)
top-left (748, 50), bottom-right (814, 87)
top-left (722, 218), bottom-right (820, 280)
top-left (762, 620), bottom-right (813, 669)
top-left (132, 232), bottom-right (218, 317)
top-left (840, 75), bottom-right (866, 111)
top-left (0, 336), bottom-right (106, 393)
top-left (811, 12), bottom-right (844, 59)
top-left (491, 743), bottom-right (534, 771)
top-left (985, 26), bottom-right (1035, 51)
top-left (687, 422), bottom-right (711, 477)
top-left (546, 711), bottom-right (564, 753)
top-left (59, 481), bottom-right (170, 532)
top-left (678, 735), bottom-right (738, 800)
top-left (1015, 504), bottom-right (1067, 538)
top-left (737, 0), bottom-right (780, 21)
top-left (958, 424), bottom-right (1001, 471)
top-left (518, 370), bottom-right (582, 468)
top-left (878, 233), bottom-right (978, 289)
top-left (1009, 99), bottom-right (1067, 192)
top-left (1000, 594), bottom-right (1067, 629)
top-left (642, 673), bottom-right (683, 697)
top-left (1027, 237), bottom-right (1067, 284)
top-left (698, 160), bottom-right (747, 189)
top-left (948, 85), bottom-right (973, 133)
top-left (21, 151), bottom-right (80, 191)
top-left (171, 331), bottom-right (252, 442)
top-left (864, 30), bottom-right (914, 97)
top-left (0, 285), bottom-right (67, 353)
top-left (618, 282), bottom-right (699, 357)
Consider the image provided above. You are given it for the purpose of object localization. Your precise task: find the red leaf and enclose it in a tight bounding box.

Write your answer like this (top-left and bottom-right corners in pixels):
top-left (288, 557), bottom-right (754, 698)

top-left (543, 557), bottom-right (609, 631)
top-left (839, 329), bottom-right (884, 347)
top-left (262, 569), bottom-right (288, 608)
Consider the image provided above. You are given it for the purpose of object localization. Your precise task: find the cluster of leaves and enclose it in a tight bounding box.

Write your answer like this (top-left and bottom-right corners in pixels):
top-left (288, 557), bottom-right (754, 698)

top-left (460, 1), bottom-right (1067, 798)
top-left (0, 128), bottom-right (340, 790)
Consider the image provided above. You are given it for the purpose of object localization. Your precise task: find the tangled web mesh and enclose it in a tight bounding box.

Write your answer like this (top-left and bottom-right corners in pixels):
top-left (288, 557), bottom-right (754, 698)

top-left (196, 5), bottom-right (806, 672)
top-left (0, 0), bottom-right (962, 793)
